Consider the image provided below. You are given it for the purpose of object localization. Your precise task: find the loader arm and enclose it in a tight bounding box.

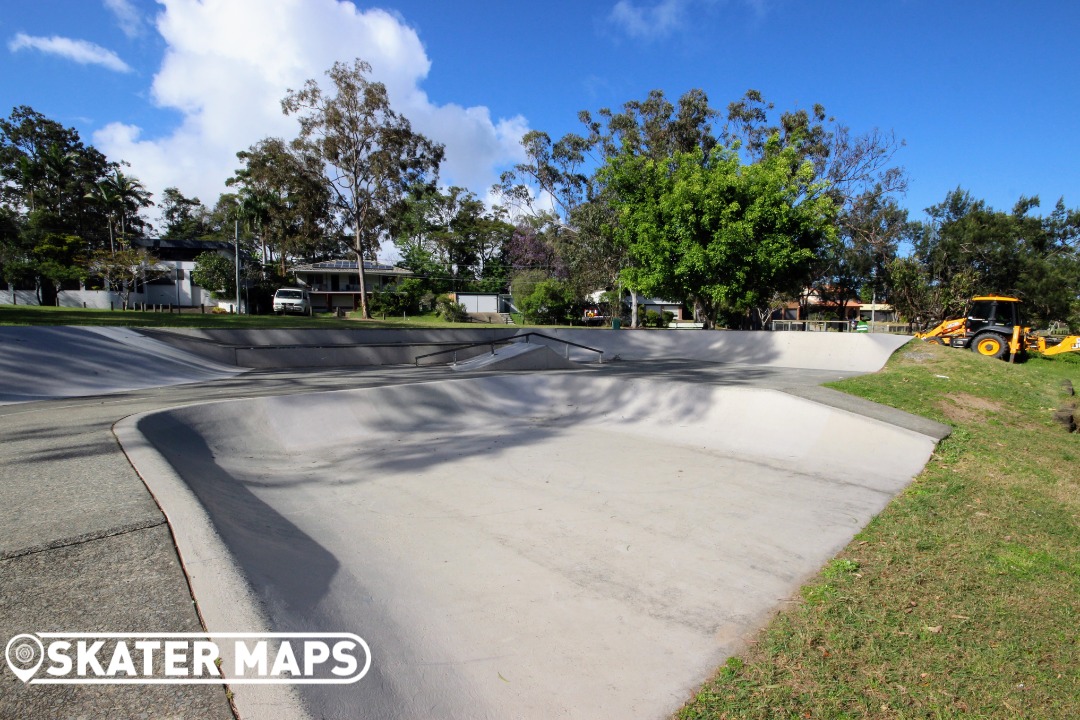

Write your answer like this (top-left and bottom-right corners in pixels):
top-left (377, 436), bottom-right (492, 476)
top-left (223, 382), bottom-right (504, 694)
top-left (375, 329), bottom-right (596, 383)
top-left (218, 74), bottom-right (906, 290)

top-left (1037, 335), bottom-right (1080, 356)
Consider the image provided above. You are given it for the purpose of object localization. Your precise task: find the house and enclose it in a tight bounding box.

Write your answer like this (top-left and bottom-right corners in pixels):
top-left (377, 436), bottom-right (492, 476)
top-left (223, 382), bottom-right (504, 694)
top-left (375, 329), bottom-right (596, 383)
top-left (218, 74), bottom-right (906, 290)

top-left (4, 237), bottom-right (237, 309)
top-left (290, 260), bottom-right (413, 311)
top-left (131, 237), bottom-right (237, 308)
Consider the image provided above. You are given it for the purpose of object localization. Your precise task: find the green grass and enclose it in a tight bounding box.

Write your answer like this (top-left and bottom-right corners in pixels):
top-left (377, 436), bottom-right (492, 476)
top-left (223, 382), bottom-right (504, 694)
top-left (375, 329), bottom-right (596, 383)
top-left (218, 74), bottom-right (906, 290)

top-left (679, 342), bottom-right (1080, 720)
top-left (0, 304), bottom-right (486, 329)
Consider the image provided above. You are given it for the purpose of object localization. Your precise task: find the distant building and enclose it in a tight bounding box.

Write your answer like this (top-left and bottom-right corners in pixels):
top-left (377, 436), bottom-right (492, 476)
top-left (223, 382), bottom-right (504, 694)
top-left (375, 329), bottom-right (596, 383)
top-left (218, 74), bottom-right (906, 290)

top-left (130, 237), bottom-right (236, 307)
top-left (290, 260), bottom-right (413, 311)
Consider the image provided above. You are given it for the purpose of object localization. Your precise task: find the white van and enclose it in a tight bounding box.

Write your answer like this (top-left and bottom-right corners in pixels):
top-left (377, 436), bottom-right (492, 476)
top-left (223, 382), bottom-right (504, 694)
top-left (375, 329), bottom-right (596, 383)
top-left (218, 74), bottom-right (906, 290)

top-left (272, 288), bottom-right (310, 315)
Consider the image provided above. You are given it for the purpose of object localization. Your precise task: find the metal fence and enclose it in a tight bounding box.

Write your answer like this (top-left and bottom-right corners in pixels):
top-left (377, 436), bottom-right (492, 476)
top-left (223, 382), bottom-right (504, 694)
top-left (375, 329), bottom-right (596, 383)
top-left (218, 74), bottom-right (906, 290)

top-left (770, 319), bottom-right (913, 334)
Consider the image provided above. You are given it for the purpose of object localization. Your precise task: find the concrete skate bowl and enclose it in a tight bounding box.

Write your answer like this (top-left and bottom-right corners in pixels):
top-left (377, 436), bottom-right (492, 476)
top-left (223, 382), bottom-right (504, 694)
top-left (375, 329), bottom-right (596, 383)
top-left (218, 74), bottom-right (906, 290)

top-left (141, 326), bottom-right (913, 371)
top-left (121, 373), bottom-right (939, 720)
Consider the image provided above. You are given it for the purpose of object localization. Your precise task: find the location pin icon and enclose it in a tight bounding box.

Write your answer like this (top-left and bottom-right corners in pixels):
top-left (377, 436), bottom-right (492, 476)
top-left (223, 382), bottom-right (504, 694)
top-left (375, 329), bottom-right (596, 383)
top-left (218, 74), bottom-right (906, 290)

top-left (6, 634), bottom-right (44, 683)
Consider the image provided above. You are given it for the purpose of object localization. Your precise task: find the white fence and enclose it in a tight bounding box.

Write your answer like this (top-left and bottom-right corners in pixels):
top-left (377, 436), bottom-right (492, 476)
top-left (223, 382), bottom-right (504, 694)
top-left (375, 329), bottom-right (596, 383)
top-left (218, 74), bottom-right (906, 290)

top-left (4, 285), bottom-right (213, 310)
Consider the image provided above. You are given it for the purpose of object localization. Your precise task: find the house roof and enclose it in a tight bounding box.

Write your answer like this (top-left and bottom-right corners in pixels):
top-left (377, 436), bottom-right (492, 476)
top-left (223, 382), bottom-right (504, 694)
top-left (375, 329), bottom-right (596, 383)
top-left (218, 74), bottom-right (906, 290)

top-left (131, 237), bottom-right (235, 252)
top-left (292, 260), bottom-right (412, 275)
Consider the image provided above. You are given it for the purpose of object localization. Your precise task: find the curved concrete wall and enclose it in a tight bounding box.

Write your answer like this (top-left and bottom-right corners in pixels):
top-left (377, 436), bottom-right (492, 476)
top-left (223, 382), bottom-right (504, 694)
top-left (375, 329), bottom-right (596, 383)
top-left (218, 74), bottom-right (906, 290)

top-left (148, 327), bottom-right (912, 373)
top-left (123, 374), bottom-right (936, 720)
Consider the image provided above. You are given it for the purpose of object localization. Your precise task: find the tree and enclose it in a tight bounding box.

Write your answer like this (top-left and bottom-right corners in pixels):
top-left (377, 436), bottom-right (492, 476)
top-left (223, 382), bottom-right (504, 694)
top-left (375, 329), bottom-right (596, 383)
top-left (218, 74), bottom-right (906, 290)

top-left (496, 88), bottom-right (906, 328)
top-left (516, 277), bottom-right (575, 324)
top-left (1, 106), bottom-right (114, 293)
top-left (32, 232), bottom-right (85, 304)
top-left (105, 169), bottom-right (153, 244)
top-left (601, 138), bottom-right (837, 328)
top-left (159, 187), bottom-right (212, 239)
top-left (814, 188), bottom-right (908, 316)
top-left (886, 256), bottom-right (977, 330)
top-left (85, 180), bottom-right (121, 254)
top-left (282, 59), bottom-right (443, 318)
top-left (228, 137), bottom-right (335, 274)
top-left (86, 247), bottom-right (165, 308)
top-left (190, 251), bottom-right (236, 300)
top-left (896, 188), bottom-right (1080, 327)
top-left (391, 184), bottom-right (514, 295)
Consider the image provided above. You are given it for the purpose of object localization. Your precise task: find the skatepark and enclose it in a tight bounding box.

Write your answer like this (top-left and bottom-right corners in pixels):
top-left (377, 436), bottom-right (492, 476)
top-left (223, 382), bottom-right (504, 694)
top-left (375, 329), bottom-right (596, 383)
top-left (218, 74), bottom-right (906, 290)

top-left (0, 327), bottom-right (948, 719)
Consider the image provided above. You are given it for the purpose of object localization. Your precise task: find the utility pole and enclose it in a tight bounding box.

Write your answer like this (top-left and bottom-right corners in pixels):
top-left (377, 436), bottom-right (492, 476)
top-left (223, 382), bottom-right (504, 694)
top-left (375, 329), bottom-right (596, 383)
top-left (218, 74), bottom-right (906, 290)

top-left (234, 216), bottom-right (241, 314)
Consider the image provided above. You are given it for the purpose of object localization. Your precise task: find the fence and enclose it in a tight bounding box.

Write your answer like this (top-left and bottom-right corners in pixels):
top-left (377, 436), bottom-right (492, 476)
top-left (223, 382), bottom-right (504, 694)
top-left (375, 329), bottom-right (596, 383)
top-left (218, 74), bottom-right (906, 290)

top-left (770, 319), bottom-right (913, 334)
top-left (4, 286), bottom-right (212, 309)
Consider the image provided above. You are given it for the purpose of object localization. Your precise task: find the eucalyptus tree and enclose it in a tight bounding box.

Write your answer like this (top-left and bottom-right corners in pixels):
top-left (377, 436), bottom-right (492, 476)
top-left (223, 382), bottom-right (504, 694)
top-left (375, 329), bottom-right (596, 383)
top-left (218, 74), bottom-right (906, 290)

top-left (159, 187), bottom-right (212, 240)
top-left (282, 59), bottom-right (443, 318)
top-left (228, 137), bottom-right (335, 274)
top-left (894, 189), bottom-right (1080, 328)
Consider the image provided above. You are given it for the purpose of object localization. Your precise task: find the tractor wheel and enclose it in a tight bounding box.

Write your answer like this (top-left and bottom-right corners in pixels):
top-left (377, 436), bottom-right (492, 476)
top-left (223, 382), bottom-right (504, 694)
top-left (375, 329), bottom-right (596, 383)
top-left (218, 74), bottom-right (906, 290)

top-left (972, 332), bottom-right (1007, 359)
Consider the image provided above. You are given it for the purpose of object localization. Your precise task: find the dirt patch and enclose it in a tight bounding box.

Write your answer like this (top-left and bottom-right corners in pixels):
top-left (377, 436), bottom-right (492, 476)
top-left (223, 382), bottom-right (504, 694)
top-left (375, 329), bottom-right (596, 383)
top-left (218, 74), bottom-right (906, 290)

top-left (938, 393), bottom-right (1009, 424)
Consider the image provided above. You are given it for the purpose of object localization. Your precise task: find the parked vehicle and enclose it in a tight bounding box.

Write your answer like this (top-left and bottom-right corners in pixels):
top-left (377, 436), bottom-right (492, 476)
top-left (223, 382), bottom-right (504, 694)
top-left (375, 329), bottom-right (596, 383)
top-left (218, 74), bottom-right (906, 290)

top-left (272, 288), bottom-right (310, 315)
top-left (915, 296), bottom-right (1080, 359)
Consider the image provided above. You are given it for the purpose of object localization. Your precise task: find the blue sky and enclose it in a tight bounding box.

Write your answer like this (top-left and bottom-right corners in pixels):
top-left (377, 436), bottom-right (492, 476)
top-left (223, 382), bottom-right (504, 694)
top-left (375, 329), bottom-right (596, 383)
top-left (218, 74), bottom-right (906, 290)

top-left (3, 0), bottom-right (1078, 235)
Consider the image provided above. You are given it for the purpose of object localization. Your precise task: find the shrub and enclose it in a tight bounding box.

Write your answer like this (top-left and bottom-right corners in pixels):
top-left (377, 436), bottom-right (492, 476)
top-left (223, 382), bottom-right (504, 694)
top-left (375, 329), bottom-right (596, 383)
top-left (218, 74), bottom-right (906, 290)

top-left (517, 278), bottom-right (575, 324)
top-left (434, 294), bottom-right (468, 322)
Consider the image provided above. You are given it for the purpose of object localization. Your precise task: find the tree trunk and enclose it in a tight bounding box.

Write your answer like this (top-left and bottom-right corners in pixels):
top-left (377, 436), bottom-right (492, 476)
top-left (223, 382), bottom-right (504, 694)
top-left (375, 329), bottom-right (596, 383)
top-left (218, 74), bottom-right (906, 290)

top-left (355, 229), bottom-right (370, 319)
top-left (693, 297), bottom-right (713, 330)
top-left (37, 278), bottom-right (52, 306)
top-left (630, 289), bottom-right (638, 328)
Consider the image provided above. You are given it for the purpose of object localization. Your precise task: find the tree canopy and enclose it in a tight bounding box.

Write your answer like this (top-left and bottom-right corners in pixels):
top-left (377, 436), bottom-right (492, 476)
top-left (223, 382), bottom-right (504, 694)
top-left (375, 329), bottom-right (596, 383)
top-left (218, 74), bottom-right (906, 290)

top-left (282, 59), bottom-right (443, 318)
top-left (602, 139), bottom-right (837, 327)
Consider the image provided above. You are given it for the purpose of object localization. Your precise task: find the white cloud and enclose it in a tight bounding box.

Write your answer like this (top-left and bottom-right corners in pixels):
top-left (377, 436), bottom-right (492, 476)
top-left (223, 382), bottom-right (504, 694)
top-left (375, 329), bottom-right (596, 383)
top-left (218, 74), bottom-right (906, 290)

top-left (609, 0), bottom-right (768, 39)
top-left (104, 0), bottom-right (145, 38)
top-left (8, 33), bottom-right (132, 72)
top-left (94, 0), bottom-right (529, 226)
top-left (609, 0), bottom-right (687, 40)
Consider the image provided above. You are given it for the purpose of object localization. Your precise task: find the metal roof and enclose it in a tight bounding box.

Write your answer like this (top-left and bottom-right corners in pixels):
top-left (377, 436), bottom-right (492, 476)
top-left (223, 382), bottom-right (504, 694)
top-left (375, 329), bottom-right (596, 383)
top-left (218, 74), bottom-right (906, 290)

top-left (130, 237), bottom-right (235, 251)
top-left (291, 260), bottom-right (411, 274)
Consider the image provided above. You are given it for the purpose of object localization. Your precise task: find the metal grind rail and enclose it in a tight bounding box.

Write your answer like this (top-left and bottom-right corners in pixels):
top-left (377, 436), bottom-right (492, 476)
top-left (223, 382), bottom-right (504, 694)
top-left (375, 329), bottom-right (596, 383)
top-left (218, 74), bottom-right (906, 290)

top-left (413, 332), bottom-right (604, 367)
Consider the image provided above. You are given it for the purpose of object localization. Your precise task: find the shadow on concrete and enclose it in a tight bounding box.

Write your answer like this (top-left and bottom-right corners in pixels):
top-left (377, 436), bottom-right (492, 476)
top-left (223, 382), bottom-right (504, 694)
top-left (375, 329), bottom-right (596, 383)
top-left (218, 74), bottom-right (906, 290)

top-left (0, 327), bottom-right (238, 403)
top-left (137, 412), bottom-right (340, 624)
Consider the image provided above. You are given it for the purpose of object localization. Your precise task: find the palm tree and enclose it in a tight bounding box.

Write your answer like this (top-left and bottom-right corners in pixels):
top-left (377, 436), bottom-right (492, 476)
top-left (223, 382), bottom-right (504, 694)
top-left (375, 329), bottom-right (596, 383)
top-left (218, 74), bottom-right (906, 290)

top-left (105, 169), bottom-right (153, 247)
top-left (14, 155), bottom-right (41, 213)
top-left (85, 181), bottom-right (121, 254)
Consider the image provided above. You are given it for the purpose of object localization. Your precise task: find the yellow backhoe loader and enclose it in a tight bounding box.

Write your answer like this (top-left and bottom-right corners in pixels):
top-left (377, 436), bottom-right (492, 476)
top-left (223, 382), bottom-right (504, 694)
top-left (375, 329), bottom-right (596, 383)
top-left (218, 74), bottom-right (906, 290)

top-left (915, 296), bottom-right (1080, 360)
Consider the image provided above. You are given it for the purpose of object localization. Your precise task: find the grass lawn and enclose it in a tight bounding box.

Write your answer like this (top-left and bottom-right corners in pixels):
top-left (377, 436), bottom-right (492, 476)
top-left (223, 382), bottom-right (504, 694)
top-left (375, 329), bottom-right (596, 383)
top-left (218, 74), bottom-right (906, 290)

top-left (679, 342), bottom-right (1080, 719)
top-left (0, 304), bottom-right (486, 329)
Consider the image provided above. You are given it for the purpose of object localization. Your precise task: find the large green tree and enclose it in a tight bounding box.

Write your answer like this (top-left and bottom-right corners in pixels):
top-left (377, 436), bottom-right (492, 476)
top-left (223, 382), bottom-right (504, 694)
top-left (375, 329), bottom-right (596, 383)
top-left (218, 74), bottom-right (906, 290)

top-left (601, 137), bottom-right (837, 328)
top-left (498, 88), bottom-right (905, 327)
top-left (282, 59), bottom-right (443, 318)
top-left (228, 137), bottom-right (336, 275)
top-left (0, 106), bottom-right (120, 302)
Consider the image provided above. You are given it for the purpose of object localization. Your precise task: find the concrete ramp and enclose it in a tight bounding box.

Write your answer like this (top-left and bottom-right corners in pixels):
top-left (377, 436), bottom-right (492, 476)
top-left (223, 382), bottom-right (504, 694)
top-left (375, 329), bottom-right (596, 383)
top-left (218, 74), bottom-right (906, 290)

top-left (0, 326), bottom-right (244, 404)
top-left (119, 374), bottom-right (939, 720)
top-left (145, 327), bottom-right (911, 373)
top-left (450, 341), bottom-right (578, 372)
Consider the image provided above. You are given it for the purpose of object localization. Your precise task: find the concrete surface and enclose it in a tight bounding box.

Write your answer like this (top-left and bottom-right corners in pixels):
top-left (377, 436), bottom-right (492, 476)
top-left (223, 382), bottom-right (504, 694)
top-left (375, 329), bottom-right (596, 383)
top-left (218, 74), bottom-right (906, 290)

top-left (0, 366), bottom-right (456, 720)
top-left (145, 327), bottom-right (910, 372)
top-left (450, 341), bottom-right (579, 371)
top-left (0, 326), bottom-right (243, 404)
top-left (122, 374), bottom-right (940, 720)
top-left (0, 326), bottom-right (947, 720)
